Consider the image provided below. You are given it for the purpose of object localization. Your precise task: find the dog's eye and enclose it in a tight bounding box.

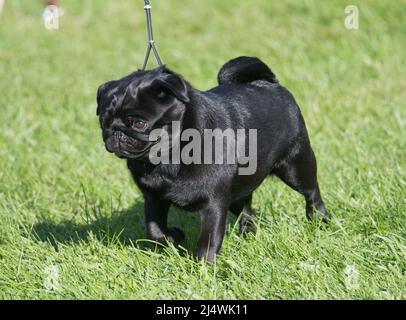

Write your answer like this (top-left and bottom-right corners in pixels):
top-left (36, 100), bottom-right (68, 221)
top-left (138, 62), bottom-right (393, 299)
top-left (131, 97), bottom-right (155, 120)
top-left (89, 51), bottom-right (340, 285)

top-left (124, 116), bottom-right (147, 131)
top-left (134, 120), bottom-right (147, 131)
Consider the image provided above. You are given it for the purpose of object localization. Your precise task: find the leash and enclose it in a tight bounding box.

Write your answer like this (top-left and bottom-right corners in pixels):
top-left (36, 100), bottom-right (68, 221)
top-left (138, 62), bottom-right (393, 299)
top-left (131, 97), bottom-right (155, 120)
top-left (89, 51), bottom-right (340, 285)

top-left (141, 0), bottom-right (163, 70)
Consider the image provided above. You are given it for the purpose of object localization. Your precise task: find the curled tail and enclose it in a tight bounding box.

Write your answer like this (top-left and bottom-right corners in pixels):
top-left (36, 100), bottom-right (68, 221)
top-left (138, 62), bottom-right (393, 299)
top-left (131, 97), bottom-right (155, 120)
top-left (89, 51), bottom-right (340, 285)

top-left (218, 56), bottom-right (278, 86)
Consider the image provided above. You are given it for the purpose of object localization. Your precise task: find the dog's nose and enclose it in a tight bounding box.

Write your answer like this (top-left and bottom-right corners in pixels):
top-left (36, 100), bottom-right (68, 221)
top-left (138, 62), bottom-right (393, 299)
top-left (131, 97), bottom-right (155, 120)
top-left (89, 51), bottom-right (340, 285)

top-left (114, 131), bottom-right (122, 140)
top-left (115, 131), bottom-right (131, 144)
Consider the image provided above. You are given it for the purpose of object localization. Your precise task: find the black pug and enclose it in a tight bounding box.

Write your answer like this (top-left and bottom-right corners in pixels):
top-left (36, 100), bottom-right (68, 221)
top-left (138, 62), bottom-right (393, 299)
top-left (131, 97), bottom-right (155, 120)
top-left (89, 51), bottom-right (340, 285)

top-left (96, 56), bottom-right (331, 262)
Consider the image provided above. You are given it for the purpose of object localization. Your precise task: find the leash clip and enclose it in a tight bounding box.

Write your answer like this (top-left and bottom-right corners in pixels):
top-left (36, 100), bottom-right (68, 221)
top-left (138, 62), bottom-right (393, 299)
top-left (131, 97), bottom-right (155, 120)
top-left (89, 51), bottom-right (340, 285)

top-left (142, 0), bottom-right (163, 70)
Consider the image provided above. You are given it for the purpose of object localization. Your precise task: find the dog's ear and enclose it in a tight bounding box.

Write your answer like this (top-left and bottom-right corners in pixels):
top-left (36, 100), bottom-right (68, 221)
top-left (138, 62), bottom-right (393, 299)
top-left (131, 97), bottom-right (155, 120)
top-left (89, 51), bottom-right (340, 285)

top-left (96, 81), bottom-right (115, 116)
top-left (155, 70), bottom-right (190, 103)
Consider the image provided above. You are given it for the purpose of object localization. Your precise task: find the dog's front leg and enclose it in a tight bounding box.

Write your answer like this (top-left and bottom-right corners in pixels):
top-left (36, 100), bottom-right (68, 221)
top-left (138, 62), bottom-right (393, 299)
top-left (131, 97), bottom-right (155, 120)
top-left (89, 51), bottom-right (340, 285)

top-left (197, 203), bottom-right (228, 262)
top-left (144, 195), bottom-right (185, 245)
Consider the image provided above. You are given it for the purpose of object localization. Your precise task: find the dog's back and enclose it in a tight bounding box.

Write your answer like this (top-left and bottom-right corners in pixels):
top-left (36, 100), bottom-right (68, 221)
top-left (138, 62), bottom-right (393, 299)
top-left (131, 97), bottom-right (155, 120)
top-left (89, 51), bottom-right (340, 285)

top-left (212, 56), bottom-right (302, 142)
top-left (217, 56), bottom-right (278, 86)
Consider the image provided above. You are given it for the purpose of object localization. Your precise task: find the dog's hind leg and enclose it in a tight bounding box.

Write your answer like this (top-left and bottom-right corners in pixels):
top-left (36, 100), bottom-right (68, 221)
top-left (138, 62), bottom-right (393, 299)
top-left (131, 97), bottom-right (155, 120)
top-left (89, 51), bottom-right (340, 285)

top-left (230, 195), bottom-right (257, 235)
top-left (273, 146), bottom-right (331, 222)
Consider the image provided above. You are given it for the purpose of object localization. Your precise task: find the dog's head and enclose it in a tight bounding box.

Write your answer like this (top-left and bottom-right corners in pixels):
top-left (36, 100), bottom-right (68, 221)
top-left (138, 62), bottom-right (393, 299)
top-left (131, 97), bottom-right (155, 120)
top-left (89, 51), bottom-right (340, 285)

top-left (96, 66), bottom-right (190, 159)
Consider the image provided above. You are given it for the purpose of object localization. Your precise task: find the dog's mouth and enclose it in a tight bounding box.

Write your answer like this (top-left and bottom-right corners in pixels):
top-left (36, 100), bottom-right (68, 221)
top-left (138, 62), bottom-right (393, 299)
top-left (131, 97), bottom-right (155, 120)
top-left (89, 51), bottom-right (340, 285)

top-left (113, 146), bottom-right (152, 159)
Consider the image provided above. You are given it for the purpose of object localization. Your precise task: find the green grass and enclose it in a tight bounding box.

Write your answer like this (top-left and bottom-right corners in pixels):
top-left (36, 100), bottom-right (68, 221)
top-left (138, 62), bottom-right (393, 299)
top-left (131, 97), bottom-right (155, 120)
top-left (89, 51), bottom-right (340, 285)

top-left (0, 0), bottom-right (405, 299)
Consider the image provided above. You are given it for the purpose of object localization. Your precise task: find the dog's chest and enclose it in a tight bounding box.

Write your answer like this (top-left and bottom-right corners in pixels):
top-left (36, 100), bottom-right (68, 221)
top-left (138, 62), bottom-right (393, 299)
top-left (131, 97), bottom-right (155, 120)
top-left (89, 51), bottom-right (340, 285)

top-left (129, 162), bottom-right (205, 211)
top-left (140, 176), bottom-right (204, 210)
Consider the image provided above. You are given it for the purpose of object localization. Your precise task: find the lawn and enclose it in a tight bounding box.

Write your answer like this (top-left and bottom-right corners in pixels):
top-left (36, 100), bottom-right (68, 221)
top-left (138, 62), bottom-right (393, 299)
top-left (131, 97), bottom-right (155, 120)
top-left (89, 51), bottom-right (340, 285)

top-left (0, 0), bottom-right (405, 299)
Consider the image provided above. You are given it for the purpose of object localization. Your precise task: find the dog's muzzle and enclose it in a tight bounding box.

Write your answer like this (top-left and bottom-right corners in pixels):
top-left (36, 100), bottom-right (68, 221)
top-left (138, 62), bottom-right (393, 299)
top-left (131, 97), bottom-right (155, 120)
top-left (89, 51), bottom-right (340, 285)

top-left (105, 129), bottom-right (161, 158)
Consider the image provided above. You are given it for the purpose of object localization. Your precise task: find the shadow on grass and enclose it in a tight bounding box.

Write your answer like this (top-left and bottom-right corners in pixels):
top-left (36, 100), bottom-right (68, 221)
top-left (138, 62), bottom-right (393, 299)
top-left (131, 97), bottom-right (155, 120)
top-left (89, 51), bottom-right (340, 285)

top-left (29, 201), bottom-right (202, 254)
top-left (31, 202), bottom-right (145, 246)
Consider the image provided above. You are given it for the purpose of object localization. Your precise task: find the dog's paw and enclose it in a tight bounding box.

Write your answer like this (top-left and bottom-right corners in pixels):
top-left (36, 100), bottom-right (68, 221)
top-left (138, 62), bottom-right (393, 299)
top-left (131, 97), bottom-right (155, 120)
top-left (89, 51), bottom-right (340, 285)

top-left (238, 217), bottom-right (257, 236)
top-left (307, 210), bottom-right (332, 224)
top-left (166, 227), bottom-right (185, 244)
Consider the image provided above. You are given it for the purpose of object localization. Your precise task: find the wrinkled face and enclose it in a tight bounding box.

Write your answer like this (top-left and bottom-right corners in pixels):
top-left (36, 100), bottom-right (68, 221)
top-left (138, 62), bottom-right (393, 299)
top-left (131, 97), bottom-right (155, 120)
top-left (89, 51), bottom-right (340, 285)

top-left (96, 67), bottom-right (189, 159)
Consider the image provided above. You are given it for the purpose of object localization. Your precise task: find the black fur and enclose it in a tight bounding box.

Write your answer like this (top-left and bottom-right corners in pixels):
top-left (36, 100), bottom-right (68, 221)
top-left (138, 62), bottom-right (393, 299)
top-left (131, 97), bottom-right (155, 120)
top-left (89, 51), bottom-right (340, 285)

top-left (97, 56), bottom-right (331, 262)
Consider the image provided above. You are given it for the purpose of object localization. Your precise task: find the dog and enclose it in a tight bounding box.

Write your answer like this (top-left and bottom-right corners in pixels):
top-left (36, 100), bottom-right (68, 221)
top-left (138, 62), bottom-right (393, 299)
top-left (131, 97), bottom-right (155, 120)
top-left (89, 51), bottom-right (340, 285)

top-left (96, 56), bottom-right (331, 262)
